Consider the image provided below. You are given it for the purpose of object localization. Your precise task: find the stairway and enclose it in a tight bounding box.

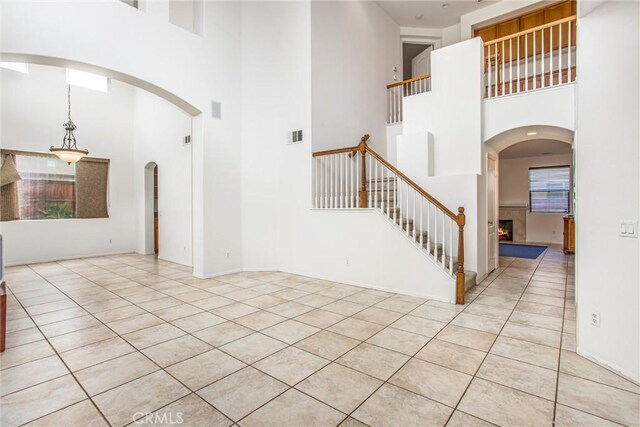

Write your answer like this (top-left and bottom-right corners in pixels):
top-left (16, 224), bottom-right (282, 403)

top-left (367, 178), bottom-right (477, 292)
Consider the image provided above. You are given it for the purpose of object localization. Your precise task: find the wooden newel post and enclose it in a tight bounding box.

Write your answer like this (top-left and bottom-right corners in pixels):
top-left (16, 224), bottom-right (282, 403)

top-left (358, 134), bottom-right (370, 208)
top-left (455, 207), bottom-right (466, 305)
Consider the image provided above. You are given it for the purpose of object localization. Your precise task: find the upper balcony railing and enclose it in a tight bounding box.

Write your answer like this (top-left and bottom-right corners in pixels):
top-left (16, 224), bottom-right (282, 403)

top-left (484, 15), bottom-right (576, 99)
top-left (387, 74), bottom-right (431, 124)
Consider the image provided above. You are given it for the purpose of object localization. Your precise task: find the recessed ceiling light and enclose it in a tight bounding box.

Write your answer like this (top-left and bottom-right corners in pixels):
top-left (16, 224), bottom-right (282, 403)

top-left (415, 14), bottom-right (423, 19)
top-left (527, 131), bottom-right (538, 136)
top-left (442, 3), bottom-right (449, 8)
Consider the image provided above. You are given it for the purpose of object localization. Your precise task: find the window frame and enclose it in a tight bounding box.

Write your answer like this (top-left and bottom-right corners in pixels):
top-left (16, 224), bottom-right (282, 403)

top-left (528, 165), bottom-right (572, 214)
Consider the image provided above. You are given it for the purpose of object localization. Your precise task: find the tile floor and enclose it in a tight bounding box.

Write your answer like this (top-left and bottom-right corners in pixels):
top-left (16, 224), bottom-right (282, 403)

top-left (1, 247), bottom-right (639, 426)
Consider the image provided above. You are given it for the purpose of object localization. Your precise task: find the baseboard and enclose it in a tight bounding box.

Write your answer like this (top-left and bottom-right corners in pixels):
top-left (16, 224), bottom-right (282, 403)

top-left (577, 346), bottom-right (640, 385)
top-left (196, 267), bottom-right (280, 279)
top-left (5, 250), bottom-right (136, 267)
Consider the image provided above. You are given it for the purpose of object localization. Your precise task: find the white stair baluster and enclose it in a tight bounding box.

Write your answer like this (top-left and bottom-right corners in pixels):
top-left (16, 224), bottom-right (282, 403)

top-left (374, 158), bottom-right (378, 209)
top-left (559, 22), bottom-right (563, 84)
top-left (533, 31), bottom-right (537, 90)
top-left (501, 40), bottom-right (505, 95)
top-left (449, 219), bottom-right (453, 275)
top-left (434, 209), bottom-right (438, 260)
top-left (412, 190), bottom-right (416, 241)
top-left (550, 24), bottom-right (553, 87)
top-left (405, 183), bottom-right (409, 237)
top-left (487, 44), bottom-right (492, 98)
top-left (525, 36), bottom-right (529, 91)
top-left (568, 21), bottom-right (572, 82)
top-left (517, 35), bottom-right (520, 93)
top-left (419, 198), bottom-right (423, 245)
top-left (441, 212), bottom-right (445, 269)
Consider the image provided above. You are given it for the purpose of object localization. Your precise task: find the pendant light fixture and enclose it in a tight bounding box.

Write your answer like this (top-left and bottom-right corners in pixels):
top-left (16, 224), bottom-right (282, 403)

top-left (50, 84), bottom-right (89, 164)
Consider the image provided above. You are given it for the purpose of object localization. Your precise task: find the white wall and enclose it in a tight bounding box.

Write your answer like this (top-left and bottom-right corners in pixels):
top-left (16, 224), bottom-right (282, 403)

top-left (0, 65), bottom-right (136, 265)
top-left (133, 88), bottom-right (192, 266)
top-left (311, 1), bottom-right (400, 155)
top-left (499, 153), bottom-right (572, 244)
top-left (575, 0), bottom-right (639, 382)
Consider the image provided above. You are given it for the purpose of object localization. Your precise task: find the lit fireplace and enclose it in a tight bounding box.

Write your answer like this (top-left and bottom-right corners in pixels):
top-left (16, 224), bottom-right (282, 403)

top-left (499, 220), bottom-right (513, 241)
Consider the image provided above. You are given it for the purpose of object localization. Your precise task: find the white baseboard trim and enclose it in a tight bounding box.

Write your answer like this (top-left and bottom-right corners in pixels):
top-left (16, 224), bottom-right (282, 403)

top-left (195, 267), bottom-right (279, 279)
top-left (576, 346), bottom-right (640, 385)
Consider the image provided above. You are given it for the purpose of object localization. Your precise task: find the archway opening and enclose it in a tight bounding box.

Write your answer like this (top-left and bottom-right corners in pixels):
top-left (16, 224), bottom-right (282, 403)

top-left (144, 162), bottom-right (158, 256)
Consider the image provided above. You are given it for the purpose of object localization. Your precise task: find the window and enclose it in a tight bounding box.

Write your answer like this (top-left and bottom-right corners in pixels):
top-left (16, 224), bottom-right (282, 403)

top-left (1, 151), bottom-right (110, 221)
top-left (529, 166), bottom-right (571, 213)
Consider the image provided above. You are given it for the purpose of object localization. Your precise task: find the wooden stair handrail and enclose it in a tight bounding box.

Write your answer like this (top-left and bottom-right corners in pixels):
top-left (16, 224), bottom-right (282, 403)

top-left (365, 147), bottom-right (458, 221)
top-left (312, 146), bottom-right (360, 157)
top-left (387, 74), bottom-right (431, 89)
top-left (483, 15), bottom-right (576, 46)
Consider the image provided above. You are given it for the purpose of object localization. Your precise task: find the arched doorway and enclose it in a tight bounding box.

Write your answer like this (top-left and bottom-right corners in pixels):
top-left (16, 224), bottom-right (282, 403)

top-left (144, 162), bottom-right (158, 256)
top-left (485, 126), bottom-right (574, 273)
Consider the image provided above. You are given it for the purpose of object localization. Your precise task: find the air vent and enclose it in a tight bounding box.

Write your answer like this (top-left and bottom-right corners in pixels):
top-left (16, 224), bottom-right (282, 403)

top-left (184, 135), bottom-right (191, 144)
top-left (289, 130), bottom-right (303, 144)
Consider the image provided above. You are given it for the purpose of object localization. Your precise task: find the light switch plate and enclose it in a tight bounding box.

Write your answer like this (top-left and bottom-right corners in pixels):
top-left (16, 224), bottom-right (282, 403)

top-left (620, 221), bottom-right (638, 238)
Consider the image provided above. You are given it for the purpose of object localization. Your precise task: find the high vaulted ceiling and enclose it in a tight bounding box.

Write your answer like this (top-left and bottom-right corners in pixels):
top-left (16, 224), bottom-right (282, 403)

top-left (377, 0), bottom-right (497, 29)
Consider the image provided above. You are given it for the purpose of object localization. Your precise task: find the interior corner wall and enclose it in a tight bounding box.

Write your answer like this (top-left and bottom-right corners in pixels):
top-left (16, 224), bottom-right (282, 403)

top-left (0, 65), bottom-right (136, 265)
top-left (498, 153), bottom-right (573, 245)
top-left (310, 1), bottom-right (400, 155)
top-left (132, 88), bottom-right (193, 267)
top-left (575, 0), bottom-right (639, 382)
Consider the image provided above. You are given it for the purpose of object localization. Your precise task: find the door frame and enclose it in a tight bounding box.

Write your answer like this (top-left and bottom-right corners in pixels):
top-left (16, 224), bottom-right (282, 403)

top-left (487, 152), bottom-right (499, 273)
top-left (399, 37), bottom-right (440, 83)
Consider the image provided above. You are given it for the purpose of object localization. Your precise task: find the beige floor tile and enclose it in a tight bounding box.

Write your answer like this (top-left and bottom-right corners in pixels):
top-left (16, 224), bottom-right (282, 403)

top-left (436, 324), bottom-right (496, 352)
top-left (556, 373), bottom-right (640, 426)
top-left (352, 383), bottom-right (452, 427)
top-left (297, 363), bottom-right (382, 413)
top-left (446, 410), bottom-right (495, 426)
top-left (352, 306), bottom-right (403, 326)
top-left (451, 312), bottom-right (505, 334)
top-left (93, 370), bottom-right (190, 427)
top-left (6, 317), bottom-right (36, 333)
top-left (415, 339), bottom-right (486, 375)
top-left (23, 399), bottom-right (108, 427)
top-left (477, 354), bottom-right (557, 400)
top-left (294, 309), bottom-right (346, 329)
top-left (244, 295), bottom-right (288, 309)
top-left (5, 327), bottom-right (44, 349)
top-left (190, 295), bottom-right (235, 310)
top-left (463, 302), bottom-right (512, 321)
top-left (0, 355), bottom-right (69, 396)
top-left (339, 416), bottom-right (369, 427)
top-left (93, 305), bottom-right (147, 323)
top-left (166, 348), bottom-right (245, 391)
top-left (0, 374), bottom-right (87, 427)
top-left (343, 292), bottom-right (388, 306)
top-left (171, 312), bottom-right (226, 333)
top-left (25, 299), bottom-right (78, 316)
top-left (193, 321), bottom-right (253, 346)
top-left (49, 325), bottom-right (117, 353)
top-left (554, 403), bottom-right (621, 427)
top-left (270, 288), bottom-right (309, 301)
top-left (295, 330), bottom-right (360, 360)
top-left (211, 302), bottom-right (260, 320)
top-left (390, 314), bottom-right (446, 337)
top-left (520, 293), bottom-right (565, 308)
top-left (336, 342), bottom-right (409, 380)
top-left (559, 350), bottom-right (640, 394)
top-left (74, 351), bottom-right (158, 396)
top-left (198, 367), bottom-right (288, 421)
top-left (490, 335), bottom-right (559, 370)
top-left (219, 333), bottom-right (287, 364)
top-left (328, 318), bottom-right (385, 341)
top-left (0, 340), bottom-right (55, 370)
top-left (261, 319), bottom-right (320, 344)
top-left (121, 323), bottom-right (186, 349)
top-left (148, 394), bottom-right (232, 426)
top-left (142, 335), bottom-right (212, 367)
top-left (152, 303), bottom-right (203, 322)
top-left (60, 336), bottom-right (136, 371)
top-left (375, 298), bottom-right (421, 313)
top-left (367, 327), bottom-right (430, 355)
top-left (501, 322), bottom-right (561, 348)
top-left (411, 304), bottom-right (458, 323)
top-left (235, 310), bottom-right (287, 331)
top-left (240, 388), bottom-right (345, 427)
top-left (390, 358), bottom-right (472, 407)
top-left (254, 346), bottom-right (328, 386)
top-left (510, 310), bottom-right (564, 331)
top-left (40, 315), bottom-right (102, 337)
top-left (31, 307), bottom-right (88, 326)
top-left (458, 378), bottom-right (554, 427)
top-left (473, 295), bottom-right (519, 310)
top-left (267, 301), bottom-right (315, 317)
top-left (323, 300), bottom-right (368, 316)
top-left (106, 312), bottom-right (164, 335)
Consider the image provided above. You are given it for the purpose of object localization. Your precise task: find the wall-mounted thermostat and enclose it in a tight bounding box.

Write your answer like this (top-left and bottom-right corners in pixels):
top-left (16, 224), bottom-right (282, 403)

top-left (289, 130), bottom-right (303, 144)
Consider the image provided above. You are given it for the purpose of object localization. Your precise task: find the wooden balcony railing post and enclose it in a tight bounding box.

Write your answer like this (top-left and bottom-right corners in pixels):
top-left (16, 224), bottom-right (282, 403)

top-left (358, 134), bottom-right (369, 208)
top-left (455, 207), bottom-right (466, 305)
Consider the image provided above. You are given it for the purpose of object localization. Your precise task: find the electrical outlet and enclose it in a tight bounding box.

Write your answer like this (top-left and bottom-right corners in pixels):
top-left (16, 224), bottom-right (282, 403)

top-left (591, 312), bottom-right (601, 327)
top-left (226, 252), bottom-right (230, 259)
top-left (346, 258), bottom-right (350, 266)
top-left (109, 239), bottom-right (113, 244)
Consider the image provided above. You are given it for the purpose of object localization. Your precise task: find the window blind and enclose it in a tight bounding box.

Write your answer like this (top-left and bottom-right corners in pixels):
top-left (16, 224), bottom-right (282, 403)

top-left (529, 166), bottom-right (571, 213)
